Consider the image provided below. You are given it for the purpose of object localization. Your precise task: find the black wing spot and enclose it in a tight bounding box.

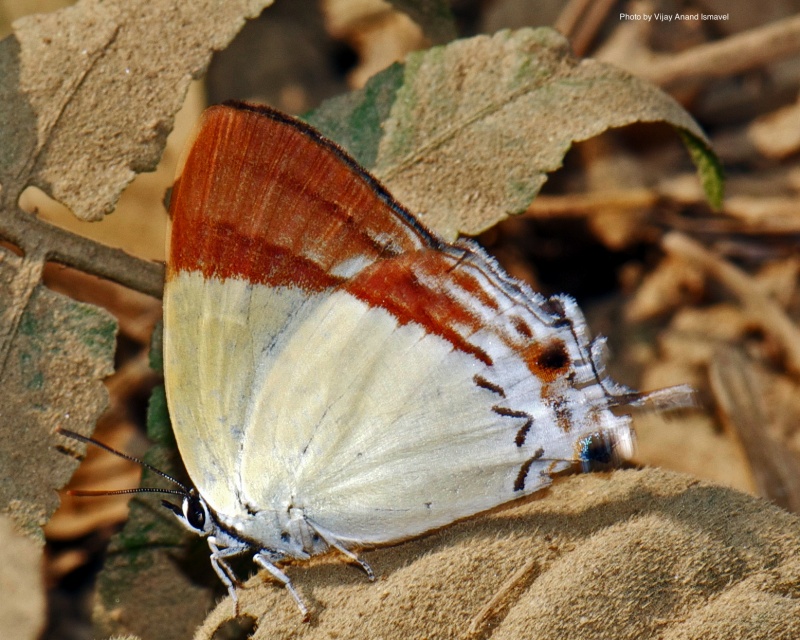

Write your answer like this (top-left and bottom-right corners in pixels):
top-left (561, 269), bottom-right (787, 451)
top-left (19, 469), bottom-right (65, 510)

top-left (537, 340), bottom-right (569, 372)
top-left (244, 501), bottom-right (259, 516)
top-left (514, 448), bottom-right (545, 492)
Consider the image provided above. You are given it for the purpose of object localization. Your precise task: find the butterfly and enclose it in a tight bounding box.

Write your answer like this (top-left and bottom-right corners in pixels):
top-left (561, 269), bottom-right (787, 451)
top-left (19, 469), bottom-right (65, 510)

top-left (61, 101), bottom-right (690, 618)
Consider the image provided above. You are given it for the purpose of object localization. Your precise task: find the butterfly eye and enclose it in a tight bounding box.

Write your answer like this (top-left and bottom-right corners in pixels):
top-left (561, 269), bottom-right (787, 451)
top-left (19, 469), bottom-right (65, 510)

top-left (183, 496), bottom-right (207, 532)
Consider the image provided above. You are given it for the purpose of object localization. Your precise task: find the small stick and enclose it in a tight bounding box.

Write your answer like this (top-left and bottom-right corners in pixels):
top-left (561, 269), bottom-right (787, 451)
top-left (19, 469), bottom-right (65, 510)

top-left (644, 14), bottom-right (800, 86)
top-left (524, 189), bottom-right (658, 218)
top-left (662, 232), bottom-right (800, 376)
top-left (466, 557), bottom-right (539, 638)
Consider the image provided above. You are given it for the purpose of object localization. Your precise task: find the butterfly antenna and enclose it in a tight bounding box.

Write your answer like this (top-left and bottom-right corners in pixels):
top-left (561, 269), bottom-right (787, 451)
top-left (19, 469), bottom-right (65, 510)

top-left (56, 426), bottom-right (190, 494)
top-left (65, 487), bottom-right (188, 498)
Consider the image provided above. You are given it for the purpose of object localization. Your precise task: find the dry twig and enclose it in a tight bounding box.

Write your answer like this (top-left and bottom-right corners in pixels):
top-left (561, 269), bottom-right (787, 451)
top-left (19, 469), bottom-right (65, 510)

top-left (643, 14), bottom-right (800, 86)
top-left (662, 232), bottom-right (800, 376)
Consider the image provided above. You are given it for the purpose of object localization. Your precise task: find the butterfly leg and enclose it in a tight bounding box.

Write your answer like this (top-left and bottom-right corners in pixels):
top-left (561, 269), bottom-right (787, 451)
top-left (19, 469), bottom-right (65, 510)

top-left (307, 521), bottom-right (374, 581)
top-left (253, 552), bottom-right (309, 619)
top-left (208, 537), bottom-right (251, 613)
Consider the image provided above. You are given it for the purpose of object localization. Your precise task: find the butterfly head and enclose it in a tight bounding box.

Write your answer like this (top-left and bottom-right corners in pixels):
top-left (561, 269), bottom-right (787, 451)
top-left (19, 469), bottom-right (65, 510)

top-left (56, 427), bottom-right (221, 541)
top-left (161, 488), bottom-right (215, 538)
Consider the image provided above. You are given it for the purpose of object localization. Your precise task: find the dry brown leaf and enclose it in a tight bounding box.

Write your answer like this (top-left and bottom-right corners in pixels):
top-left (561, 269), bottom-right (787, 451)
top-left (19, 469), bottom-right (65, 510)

top-left (748, 96), bottom-right (800, 159)
top-left (191, 469), bottom-right (799, 640)
top-left (0, 246), bottom-right (116, 540)
top-left (663, 232), bottom-right (800, 375)
top-left (723, 195), bottom-right (800, 231)
top-left (1, 0), bottom-right (273, 221)
top-left (371, 29), bottom-right (711, 239)
top-left (0, 515), bottom-right (45, 640)
top-left (658, 304), bottom-right (756, 368)
top-left (308, 28), bottom-right (719, 242)
top-left (625, 254), bottom-right (706, 322)
top-left (753, 257), bottom-right (800, 308)
top-left (0, 0), bottom-right (278, 550)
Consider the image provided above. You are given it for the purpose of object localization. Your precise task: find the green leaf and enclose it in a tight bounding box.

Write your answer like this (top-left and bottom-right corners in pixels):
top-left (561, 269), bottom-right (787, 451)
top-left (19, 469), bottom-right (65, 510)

top-left (679, 130), bottom-right (725, 210)
top-left (305, 62), bottom-right (405, 168)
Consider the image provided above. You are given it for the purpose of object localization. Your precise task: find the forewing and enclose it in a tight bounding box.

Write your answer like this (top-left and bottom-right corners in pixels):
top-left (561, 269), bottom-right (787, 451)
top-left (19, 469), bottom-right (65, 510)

top-left (164, 104), bottom-right (431, 514)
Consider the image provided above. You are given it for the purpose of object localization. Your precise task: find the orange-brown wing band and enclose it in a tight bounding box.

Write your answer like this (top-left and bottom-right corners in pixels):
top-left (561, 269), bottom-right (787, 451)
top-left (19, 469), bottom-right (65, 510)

top-left (169, 102), bottom-right (436, 290)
